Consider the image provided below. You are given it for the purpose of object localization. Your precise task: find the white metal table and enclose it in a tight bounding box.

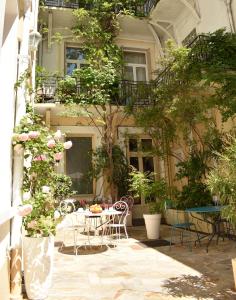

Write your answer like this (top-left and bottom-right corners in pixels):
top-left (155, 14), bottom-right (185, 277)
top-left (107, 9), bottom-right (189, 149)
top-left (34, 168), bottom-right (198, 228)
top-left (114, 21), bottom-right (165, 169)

top-left (73, 209), bottom-right (122, 252)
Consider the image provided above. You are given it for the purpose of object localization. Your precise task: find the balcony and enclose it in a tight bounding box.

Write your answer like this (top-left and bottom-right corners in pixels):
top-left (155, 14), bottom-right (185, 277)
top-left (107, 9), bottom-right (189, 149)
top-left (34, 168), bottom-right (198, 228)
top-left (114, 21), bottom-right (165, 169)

top-left (36, 76), bottom-right (157, 106)
top-left (154, 35), bottom-right (210, 86)
top-left (42, 0), bottom-right (160, 16)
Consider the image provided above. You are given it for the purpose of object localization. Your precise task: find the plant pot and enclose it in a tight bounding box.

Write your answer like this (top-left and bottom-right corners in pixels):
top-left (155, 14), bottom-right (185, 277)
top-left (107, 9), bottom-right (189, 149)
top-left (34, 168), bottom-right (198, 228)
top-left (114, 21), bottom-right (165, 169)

top-left (23, 235), bottom-right (54, 300)
top-left (232, 258), bottom-right (236, 290)
top-left (143, 213), bottom-right (161, 239)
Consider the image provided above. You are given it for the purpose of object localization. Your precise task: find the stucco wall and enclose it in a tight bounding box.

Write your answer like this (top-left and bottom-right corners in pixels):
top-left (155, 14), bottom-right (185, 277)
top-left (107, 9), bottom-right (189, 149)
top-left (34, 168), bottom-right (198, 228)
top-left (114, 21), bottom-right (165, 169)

top-left (0, 0), bottom-right (18, 298)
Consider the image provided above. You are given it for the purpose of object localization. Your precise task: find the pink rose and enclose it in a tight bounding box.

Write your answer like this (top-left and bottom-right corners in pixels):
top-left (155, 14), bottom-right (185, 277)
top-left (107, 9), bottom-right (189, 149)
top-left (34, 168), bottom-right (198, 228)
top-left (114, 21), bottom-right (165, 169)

top-left (19, 133), bottom-right (29, 142)
top-left (54, 152), bottom-right (63, 161)
top-left (47, 139), bottom-right (56, 148)
top-left (27, 220), bottom-right (37, 229)
top-left (34, 154), bottom-right (47, 161)
top-left (29, 131), bottom-right (40, 139)
top-left (54, 130), bottom-right (62, 140)
top-left (63, 141), bottom-right (73, 150)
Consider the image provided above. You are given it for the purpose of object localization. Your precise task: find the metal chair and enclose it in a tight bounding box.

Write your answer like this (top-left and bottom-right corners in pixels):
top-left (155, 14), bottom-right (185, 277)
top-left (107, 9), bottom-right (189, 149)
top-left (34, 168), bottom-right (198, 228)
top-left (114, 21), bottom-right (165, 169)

top-left (165, 200), bottom-right (201, 250)
top-left (58, 199), bottom-right (89, 255)
top-left (120, 195), bottom-right (134, 227)
top-left (120, 195), bottom-right (134, 211)
top-left (104, 201), bottom-right (129, 243)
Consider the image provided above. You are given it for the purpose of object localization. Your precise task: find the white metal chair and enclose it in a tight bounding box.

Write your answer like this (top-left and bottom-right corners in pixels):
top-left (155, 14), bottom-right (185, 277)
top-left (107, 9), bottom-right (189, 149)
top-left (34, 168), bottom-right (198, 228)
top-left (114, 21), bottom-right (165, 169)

top-left (120, 195), bottom-right (134, 227)
top-left (104, 201), bottom-right (129, 243)
top-left (57, 199), bottom-right (89, 255)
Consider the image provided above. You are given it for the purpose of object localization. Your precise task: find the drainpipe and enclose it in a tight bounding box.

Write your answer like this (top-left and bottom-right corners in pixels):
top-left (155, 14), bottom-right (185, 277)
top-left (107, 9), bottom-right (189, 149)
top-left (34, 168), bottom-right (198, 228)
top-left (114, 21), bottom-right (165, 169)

top-left (224, 0), bottom-right (235, 33)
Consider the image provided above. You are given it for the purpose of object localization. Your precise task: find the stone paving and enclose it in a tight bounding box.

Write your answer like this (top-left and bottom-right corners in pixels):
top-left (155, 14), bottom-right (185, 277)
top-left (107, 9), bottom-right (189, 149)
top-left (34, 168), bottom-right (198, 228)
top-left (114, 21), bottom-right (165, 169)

top-left (29, 225), bottom-right (236, 299)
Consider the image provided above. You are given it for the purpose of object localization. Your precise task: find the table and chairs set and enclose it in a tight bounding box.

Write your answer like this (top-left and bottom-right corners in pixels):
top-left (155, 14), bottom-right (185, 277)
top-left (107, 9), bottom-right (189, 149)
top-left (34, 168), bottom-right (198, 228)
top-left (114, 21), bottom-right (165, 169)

top-left (57, 197), bottom-right (133, 255)
top-left (169, 203), bottom-right (233, 252)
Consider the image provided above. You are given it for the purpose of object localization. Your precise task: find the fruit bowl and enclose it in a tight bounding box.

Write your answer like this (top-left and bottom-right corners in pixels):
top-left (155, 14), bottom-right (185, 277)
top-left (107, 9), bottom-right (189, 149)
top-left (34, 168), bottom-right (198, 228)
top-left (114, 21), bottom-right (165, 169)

top-left (89, 204), bottom-right (103, 213)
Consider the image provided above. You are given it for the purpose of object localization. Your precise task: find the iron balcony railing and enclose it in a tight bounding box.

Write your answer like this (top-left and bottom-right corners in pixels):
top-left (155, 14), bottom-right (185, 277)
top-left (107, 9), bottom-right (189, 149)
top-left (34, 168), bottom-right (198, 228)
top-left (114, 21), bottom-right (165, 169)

top-left (36, 35), bottom-right (211, 106)
top-left (36, 77), bottom-right (157, 106)
top-left (154, 35), bottom-right (210, 86)
top-left (43, 0), bottom-right (160, 16)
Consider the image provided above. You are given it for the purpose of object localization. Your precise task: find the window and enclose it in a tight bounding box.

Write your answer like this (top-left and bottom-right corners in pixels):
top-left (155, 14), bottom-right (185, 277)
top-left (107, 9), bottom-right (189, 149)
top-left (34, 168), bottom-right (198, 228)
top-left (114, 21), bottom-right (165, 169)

top-left (65, 46), bottom-right (88, 75)
top-left (65, 137), bottom-right (93, 195)
top-left (127, 137), bottom-right (155, 205)
top-left (124, 51), bottom-right (148, 82)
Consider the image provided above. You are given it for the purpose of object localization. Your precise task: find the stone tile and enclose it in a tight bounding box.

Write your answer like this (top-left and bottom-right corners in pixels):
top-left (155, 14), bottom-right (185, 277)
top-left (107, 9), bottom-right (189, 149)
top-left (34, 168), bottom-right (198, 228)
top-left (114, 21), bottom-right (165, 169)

top-left (23, 225), bottom-right (236, 299)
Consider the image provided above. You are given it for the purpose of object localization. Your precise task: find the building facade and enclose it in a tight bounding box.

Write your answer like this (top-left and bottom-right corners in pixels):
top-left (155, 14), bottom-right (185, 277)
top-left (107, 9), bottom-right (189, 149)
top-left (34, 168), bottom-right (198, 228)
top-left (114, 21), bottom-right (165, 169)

top-left (35, 0), bottom-right (236, 220)
top-left (0, 0), bottom-right (39, 298)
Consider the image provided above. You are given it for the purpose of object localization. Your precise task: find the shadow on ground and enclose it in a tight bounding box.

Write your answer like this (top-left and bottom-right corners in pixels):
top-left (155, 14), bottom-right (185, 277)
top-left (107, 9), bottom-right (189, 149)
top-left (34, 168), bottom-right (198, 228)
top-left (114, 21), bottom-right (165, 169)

top-left (57, 244), bottom-right (117, 255)
top-left (162, 274), bottom-right (236, 299)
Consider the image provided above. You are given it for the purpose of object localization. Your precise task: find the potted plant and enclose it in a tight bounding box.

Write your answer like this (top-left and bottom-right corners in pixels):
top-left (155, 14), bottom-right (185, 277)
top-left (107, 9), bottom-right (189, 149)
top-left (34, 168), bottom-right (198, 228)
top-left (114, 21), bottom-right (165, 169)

top-left (207, 136), bottom-right (236, 289)
top-left (13, 111), bottom-right (73, 300)
top-left (129, 170), bottom-right (167, 239)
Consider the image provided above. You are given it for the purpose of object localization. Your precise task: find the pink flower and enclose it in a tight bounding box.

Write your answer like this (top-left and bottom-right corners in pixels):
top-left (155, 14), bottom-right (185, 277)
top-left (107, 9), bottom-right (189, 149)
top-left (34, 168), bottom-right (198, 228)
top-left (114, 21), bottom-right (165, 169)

top-left (54, 130), bottom-right (62, 140)
top-left (27, 220), bottom-right (37, 229)
top-left (34, 154), bottom-right (47, 161)
top-left (18, 133), bottom-right (29, 142)
top-left (54, 152), bottom-right (63, 161)
top-left (47, 139), bottom-right (56, 148)
top-left (29, 131), bottom-right (40, 139)
top-left (64, 141), bottom-right (73, 150)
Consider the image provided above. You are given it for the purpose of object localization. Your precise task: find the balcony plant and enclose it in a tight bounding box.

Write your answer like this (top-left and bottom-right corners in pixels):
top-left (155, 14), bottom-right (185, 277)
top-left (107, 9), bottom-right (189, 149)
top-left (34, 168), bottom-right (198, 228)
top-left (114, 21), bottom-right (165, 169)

top-left (129, 169), bottom-right (168, 239)
top-left (13, 110), bottom-right (73, 300)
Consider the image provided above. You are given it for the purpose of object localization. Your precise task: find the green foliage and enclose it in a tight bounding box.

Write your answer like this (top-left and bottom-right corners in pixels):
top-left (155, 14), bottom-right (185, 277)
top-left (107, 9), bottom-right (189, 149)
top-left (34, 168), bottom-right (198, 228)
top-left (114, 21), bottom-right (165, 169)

top-left (90, 145), bottom-right (130, 196)
top-left (176, 149), bottom-right (210, 183)
top-left (72, 63), bottom-right (119, 105)
top-left (207, 136), bottom-right (236, 225)
top-left (52, 173), bottom-right (74, 201)
top-left (128, 170), bottom-right (168, 213)
top-left (56, 76), bottom-right (78, 104)
top-left (13, 111), bottom-right (73, 237)
top-left (128, 29), bottom-right (236, 209)
top-left (175, 182), bottom-right (212, 209)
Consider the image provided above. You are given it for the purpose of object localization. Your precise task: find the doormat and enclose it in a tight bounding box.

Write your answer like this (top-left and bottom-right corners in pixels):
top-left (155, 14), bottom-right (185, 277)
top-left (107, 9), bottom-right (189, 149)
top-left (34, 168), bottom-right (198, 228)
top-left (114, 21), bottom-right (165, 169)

top-left (140, 239), bottom-right (173, 247)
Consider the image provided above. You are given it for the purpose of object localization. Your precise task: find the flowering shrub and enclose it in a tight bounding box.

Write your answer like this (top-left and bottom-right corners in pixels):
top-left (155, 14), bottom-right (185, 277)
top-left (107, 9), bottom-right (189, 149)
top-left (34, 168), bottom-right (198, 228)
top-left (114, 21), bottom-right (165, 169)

top-left (13, 112), bottom-right (73, 237)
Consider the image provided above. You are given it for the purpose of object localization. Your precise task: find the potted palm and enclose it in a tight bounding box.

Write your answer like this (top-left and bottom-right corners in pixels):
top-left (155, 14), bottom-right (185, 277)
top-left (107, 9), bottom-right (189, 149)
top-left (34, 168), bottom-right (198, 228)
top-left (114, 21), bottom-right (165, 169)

top-left (129, 170), bottom-right (167, 239)
top-left (13, 111), bottom-right (73, 299)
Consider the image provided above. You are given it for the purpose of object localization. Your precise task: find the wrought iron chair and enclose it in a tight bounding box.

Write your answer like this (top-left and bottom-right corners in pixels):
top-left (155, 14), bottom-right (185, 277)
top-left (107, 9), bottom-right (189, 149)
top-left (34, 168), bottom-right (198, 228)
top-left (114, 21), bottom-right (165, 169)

top-left (165, 200), bottom-right (201, 250)
top-left (57, 199), bottom-right (89, 255)
top-left (120, 195), bottom-right (134, 227)
top-left (104, 201), bottom-right (129, 243)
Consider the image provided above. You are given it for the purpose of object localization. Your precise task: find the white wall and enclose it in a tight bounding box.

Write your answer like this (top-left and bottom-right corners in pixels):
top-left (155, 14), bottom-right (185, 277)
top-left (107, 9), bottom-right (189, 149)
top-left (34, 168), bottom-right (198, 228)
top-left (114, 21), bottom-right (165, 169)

top-left (198, 0), bottom-right (231, 33)
top-left (0, 0), bottom-right (18, 298)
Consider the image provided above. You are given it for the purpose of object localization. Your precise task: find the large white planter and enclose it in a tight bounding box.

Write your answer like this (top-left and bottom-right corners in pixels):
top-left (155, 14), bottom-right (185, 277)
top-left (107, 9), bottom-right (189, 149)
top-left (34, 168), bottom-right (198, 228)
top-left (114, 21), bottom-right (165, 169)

top-left (232, 258), bottom-right (236, 290)
top-left (23, 236), bottom-right (54, 300)
top-left (143, 214), bottom-right (161, 239)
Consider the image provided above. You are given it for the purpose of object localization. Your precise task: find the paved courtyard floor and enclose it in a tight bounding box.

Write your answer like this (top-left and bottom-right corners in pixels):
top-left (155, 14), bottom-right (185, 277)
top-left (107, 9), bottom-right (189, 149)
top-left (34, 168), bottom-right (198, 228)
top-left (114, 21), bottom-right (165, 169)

top-left (28, 225), bottom-right (236, 300)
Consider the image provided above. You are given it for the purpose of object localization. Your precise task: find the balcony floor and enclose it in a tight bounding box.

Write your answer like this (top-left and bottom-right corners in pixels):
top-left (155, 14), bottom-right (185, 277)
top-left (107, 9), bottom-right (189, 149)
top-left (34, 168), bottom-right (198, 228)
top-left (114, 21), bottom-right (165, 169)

top-left (24, 225), bottom-right (236, 299)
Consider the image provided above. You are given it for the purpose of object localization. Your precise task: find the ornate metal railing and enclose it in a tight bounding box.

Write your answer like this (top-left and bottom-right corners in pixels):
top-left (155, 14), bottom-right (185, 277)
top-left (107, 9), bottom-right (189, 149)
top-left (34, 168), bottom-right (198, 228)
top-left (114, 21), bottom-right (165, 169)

top-left (43, 0), bottom-right (159, 16)
top-left (154, 35), bottom-right (210, 86)
top-left (36, 76), bottom-right (157, 106)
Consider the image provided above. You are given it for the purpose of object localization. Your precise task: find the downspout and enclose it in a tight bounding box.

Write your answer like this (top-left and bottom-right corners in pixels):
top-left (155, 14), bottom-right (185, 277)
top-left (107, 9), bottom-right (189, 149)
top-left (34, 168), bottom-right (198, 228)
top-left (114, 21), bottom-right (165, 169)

top-left (225, 0), bottom-right (236, 33)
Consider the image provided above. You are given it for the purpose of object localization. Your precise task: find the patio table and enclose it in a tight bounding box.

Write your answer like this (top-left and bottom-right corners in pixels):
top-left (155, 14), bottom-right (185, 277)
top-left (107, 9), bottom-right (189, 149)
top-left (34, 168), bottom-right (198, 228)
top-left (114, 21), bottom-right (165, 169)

top-left (185, 206), bottom-right (226, 252)
top-left (73, 209), bottom-right (122, 249)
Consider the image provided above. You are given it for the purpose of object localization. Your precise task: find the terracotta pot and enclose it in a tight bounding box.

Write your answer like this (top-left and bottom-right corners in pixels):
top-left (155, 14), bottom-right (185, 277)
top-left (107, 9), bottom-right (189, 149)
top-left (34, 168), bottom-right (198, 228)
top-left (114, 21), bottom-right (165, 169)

top-left (23, 236), bottom-right (54, 299)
